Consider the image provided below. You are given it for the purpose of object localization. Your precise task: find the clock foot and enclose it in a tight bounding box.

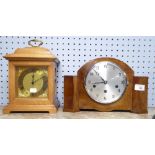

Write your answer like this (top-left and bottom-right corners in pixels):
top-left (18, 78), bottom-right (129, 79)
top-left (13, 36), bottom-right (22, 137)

top-left (48, 109), bottom-right (56, 114)
top-left (3, 105), bottom-right (12, 114)
top-left (131, 109), bottom-right (148, 114)
top-left (3, 104), bottom-right (57, 114)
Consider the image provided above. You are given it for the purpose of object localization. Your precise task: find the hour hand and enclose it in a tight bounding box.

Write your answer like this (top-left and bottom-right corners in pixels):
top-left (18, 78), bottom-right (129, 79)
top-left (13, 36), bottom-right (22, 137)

top-left (31, 72), bottom-right (35, 85)
top-left (92, 82), bottom-right (105, 84)
top-left (92, 81), bottom-right (107, 85)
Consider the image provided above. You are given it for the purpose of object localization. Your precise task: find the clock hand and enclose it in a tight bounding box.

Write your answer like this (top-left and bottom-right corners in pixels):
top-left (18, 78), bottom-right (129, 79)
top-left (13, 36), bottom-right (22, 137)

top-left (93, 69), bottom-right (107, 84)
top-left (92, 81), bottom-right (107, 85)
top-left (31, 70), bottom-right (35, 85)
top-left (33, 76), bottom-right (45, 84)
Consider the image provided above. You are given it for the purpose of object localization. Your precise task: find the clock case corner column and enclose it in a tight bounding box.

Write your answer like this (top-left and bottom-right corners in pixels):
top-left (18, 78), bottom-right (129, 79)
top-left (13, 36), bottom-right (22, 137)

top-left (63, 76), bottom-right (79, 112)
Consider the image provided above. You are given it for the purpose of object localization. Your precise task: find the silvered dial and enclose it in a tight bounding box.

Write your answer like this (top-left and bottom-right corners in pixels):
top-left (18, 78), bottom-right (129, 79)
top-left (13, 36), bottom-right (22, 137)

top-left (85, 61), bottom-right (127, 104)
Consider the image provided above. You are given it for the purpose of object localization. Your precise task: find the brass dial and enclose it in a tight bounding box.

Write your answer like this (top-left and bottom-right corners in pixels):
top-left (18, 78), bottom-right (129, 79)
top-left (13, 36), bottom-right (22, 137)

top-left (16, 67), bottom-right (48, 98)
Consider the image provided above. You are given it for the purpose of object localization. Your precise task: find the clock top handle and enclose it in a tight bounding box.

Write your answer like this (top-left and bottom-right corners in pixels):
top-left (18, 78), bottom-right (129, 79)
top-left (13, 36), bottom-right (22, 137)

top-left (28, 39), bottom-right (43, 47)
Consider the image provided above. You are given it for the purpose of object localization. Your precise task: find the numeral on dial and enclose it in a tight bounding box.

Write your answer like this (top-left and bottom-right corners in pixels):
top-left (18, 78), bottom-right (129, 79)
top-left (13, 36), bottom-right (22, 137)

top-left (88, 80), bottom-right (91, 84)
top-left (90, 72), bottom-right (94, 76)
top-left (94, 66), bottom-right (99, 70)
top-left (112, 95), bottom-right (115, 98)
top-left (121, 80), bottom-right (126, 85)
top-left (90, 88), bottom-right (93, 92)
top-left (104, 65), bottom-right (107, 68)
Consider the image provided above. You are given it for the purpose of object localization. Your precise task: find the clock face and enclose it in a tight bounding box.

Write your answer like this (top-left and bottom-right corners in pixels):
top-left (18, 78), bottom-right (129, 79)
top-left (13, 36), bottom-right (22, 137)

top-left (16, 67), bottom-right (48, 98)
top-left (85, 61), bottom-right (127, 104)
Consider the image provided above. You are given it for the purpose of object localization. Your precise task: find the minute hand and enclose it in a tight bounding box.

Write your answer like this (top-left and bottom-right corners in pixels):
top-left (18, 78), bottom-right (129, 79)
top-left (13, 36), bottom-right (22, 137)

top-left (33, 76), bottom-right (45, 83)
top-left (93, 69), bottom-right (107, 84)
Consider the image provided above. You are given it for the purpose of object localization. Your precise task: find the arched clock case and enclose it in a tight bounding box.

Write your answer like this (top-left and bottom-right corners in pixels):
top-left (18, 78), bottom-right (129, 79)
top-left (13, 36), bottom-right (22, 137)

top-left (64, 57), bottom-right (148, 113)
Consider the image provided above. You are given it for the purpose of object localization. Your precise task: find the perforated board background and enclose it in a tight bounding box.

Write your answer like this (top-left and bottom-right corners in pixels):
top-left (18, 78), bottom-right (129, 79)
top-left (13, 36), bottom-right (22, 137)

top-left (0, 36), bottom-right (155, 107)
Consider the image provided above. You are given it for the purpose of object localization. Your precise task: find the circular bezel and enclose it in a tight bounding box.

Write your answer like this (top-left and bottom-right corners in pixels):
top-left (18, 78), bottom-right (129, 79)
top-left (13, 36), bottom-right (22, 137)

top-left (84, 61), bottom-right (128, 104)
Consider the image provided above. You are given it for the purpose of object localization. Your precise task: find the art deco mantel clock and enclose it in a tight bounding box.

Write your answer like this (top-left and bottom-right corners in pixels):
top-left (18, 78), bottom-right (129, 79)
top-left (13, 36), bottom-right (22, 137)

top-left (64, 57), bottom-right (148, 114)
top-left (3, 39), bottom-right (59, 114)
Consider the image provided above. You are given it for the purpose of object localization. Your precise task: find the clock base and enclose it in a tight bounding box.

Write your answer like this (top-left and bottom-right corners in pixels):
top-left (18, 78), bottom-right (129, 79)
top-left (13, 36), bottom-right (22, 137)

top-left (64, 75), bottom-right (148, 114)
top-left (3, 104), bottom-right (57, 114)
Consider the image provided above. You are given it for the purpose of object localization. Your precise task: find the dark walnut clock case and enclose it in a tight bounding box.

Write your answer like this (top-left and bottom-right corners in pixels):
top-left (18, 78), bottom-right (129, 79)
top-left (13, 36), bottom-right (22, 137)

top-left (64, 57), bottom-right (148, 113)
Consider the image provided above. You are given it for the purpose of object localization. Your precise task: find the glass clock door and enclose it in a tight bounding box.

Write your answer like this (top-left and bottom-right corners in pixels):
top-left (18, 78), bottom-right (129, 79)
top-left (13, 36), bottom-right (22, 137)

top-left (16, 66), bottom-right (48, 98)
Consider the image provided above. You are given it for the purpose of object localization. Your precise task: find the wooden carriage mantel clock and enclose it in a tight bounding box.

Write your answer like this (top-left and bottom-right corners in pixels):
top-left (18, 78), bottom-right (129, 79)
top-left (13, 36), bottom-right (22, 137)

top-left (64, 57), bottom-right (148, 114)
top-left (3, 39), bottom-right (59, 114)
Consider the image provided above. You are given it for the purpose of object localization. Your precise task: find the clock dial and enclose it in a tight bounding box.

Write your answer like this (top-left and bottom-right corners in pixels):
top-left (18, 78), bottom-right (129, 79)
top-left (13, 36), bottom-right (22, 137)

top-left (16, 67), bottom-right (48, 98)
top-left (85, 61), bottom-right (127, 104)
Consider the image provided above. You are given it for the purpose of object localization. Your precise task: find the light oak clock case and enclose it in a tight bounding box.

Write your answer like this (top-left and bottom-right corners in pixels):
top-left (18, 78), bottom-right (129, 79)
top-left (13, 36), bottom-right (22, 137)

top-left (64, 57), bottom-right (148, 113)
top-left (3, 39), bottom-right (59, 114)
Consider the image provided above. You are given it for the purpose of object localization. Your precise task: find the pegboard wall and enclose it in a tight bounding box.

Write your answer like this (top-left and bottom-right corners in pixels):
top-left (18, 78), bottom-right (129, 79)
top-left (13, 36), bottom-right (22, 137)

top-left (0, 36), bottom-right (155, 107)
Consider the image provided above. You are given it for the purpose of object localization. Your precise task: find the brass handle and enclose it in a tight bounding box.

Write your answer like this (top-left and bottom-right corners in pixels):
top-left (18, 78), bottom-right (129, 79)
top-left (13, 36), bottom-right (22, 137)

top-left (28, 39), bottom-right (43, 47)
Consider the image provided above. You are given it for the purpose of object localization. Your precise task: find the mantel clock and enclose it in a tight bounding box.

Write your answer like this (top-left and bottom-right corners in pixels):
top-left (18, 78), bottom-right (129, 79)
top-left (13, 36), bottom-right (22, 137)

top-left (3, 39), bottom-right (59, 113)
top-left (64, 57), bottom-right (148, 113)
